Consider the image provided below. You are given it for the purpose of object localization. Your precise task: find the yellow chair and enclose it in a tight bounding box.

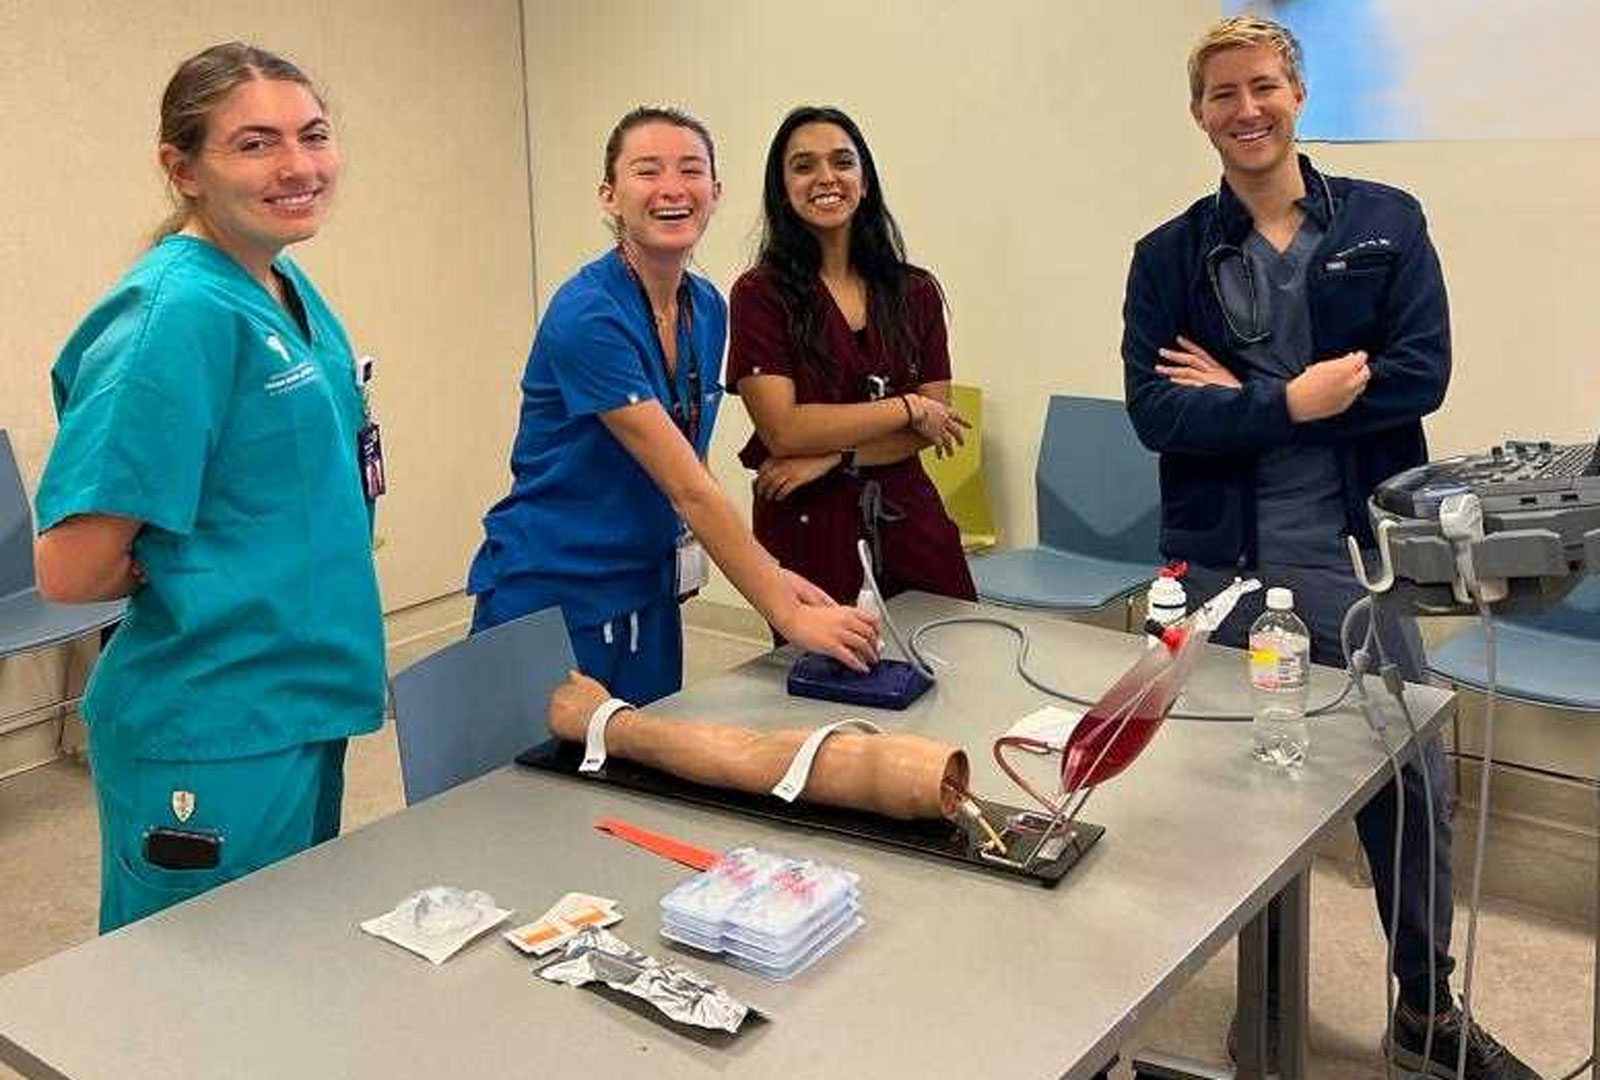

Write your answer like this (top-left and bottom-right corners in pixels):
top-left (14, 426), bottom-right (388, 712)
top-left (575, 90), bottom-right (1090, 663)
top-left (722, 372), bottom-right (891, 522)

top-left (920, 383), bottom-right (998, 553)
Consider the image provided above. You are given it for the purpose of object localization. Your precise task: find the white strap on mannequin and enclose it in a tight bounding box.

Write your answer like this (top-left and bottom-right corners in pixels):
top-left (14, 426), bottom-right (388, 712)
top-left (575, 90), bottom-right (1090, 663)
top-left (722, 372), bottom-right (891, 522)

top-left (580, 698), bottom-right (633, 774)
top-left (771, 718), bottom-right (882, 803)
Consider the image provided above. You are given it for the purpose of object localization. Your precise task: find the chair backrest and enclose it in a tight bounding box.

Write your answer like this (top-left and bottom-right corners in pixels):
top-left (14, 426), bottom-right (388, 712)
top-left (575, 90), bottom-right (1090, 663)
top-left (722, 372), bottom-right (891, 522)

top-left (391, 606), bottom-right (576, 805)
top-left (0, 431), bottom-right (38, 599)
top-left (1508, 573), bottom-right (1600, 637)
top-left (1035, 396), bottom-right (1160, 563)
top-left (919, 383), bottom-right (997, 549)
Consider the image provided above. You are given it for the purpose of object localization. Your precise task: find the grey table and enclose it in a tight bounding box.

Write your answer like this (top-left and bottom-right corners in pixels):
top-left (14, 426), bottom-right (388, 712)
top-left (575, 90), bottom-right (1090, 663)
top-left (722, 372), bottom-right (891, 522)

top-left (0, 594), bottom-right (1452, 1080)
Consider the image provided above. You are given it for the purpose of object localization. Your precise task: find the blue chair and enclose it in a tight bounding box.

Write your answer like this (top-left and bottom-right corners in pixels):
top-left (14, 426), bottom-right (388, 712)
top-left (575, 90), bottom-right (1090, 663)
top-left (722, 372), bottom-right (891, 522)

top-left (0, 429), bottom-right (124, 662)
top-left (972, 396), bottom-right (1161, 613)
top-left (390, 606), bottom-right (576, 804)
top-left (1426, 574), bottom-right (1600, 710)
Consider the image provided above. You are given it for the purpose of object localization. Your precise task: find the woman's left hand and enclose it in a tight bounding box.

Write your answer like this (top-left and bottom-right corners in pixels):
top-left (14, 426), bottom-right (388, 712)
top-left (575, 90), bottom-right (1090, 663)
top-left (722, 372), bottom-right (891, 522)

top-left (755, 454), bottom-right (840, 501)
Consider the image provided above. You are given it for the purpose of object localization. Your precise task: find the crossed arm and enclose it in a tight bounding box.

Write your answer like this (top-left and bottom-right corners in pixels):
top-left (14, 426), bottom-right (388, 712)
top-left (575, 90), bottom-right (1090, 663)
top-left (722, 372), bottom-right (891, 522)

top-left (738, 375), bottom-right (967, 501)
top-left (34, 514), bottom-right (145, 603)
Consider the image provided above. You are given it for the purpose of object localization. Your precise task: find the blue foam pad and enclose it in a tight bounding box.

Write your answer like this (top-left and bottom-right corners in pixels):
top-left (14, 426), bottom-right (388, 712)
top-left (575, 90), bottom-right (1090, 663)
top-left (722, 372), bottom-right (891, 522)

top-left (786, 654), bottom-right (933, 711)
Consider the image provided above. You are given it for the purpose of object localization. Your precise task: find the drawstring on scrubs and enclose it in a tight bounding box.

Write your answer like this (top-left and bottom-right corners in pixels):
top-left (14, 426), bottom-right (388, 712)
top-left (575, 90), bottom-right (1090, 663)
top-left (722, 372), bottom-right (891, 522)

top-left (600, 612), bottom-right (642, 655)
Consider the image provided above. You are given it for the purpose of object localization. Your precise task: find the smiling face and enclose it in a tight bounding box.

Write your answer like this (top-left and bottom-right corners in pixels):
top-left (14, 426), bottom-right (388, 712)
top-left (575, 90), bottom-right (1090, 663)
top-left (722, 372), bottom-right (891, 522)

top-left (162, 77), bottom-right (339, 274)
top-left (599, 121), bottom-right (720, 259)
top-left (781, 121), bottom-right (865, 238)
top-left (1191, 44), bottom-right (1305, 181)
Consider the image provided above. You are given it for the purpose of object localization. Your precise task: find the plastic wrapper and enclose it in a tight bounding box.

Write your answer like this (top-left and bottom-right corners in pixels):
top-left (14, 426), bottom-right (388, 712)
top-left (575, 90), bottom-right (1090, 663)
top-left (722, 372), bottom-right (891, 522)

top-left (359, 885), bottom-right (511, 965)
top-left (538, 928), bottom-right (758, 1034)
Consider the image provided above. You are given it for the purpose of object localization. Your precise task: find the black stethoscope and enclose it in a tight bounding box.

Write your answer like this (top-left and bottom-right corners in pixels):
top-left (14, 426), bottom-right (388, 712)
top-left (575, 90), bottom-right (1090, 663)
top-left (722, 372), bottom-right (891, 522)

top-left (1203, 170), bottom-right (1334, 346)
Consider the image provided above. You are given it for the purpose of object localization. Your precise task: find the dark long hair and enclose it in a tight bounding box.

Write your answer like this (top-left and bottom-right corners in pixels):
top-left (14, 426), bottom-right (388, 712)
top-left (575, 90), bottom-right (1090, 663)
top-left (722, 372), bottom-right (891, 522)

top-left (754, 106), bottom-right (929, 378)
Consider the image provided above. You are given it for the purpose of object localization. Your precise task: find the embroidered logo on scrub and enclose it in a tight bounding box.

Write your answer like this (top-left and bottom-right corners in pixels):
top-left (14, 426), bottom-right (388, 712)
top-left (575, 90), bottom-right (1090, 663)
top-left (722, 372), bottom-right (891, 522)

top-left (265, 333), bottom-right (292, 364)
top-left (171, 789), bottom-right (196, 823)
top-left (261, 331), bottom-right (320, 396)
top-left (1324, 236), bottom-right (1394, 272)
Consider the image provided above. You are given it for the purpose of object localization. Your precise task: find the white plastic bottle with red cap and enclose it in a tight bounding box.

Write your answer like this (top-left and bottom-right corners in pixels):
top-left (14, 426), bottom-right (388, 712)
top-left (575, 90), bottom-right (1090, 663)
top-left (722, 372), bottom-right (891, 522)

top-left (1145, 564), bottom-right (1188, 648)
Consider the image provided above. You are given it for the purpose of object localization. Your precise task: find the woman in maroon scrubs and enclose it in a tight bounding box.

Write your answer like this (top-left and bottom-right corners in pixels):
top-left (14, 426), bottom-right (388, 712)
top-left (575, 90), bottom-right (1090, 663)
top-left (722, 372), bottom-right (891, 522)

top-left (727, 106), bottom-right (975, 618)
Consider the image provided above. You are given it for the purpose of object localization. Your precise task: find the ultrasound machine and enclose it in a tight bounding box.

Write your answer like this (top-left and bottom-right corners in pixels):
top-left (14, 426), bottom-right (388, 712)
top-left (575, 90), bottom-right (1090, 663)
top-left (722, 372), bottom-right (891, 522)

top-left (1359, 436), bottom-right (1600, 1080)
top-left (1364, 435), bottom-right (1600, 611)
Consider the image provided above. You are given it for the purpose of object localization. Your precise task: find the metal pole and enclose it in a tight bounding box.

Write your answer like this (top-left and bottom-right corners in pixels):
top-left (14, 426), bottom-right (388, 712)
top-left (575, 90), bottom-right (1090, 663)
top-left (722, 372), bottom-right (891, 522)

top-left (1275, 872), bottom-right (1310, 1080)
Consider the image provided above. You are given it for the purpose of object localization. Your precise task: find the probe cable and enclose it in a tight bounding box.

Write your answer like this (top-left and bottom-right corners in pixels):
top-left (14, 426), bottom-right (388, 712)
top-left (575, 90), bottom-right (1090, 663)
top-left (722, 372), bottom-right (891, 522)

top-left (1343, 592), bottom-right (1442, 1077)
top-left (1452, 597), bottom-right (1501, 1080)
top-left (906, 615), bottom-right (1356, 721)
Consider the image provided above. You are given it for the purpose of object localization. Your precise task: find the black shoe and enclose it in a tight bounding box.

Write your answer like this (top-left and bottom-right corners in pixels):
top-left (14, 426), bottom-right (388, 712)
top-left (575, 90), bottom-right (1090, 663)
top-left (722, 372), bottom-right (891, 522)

top-left (1384, 1003), bottom-right (1542, 1080)
top-left (1226, 1011), bottom-right (1281, 1073)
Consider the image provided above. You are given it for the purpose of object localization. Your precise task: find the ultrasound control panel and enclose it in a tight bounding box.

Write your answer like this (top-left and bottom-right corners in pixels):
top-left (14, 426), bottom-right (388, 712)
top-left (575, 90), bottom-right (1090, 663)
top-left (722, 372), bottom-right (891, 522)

top-left (1374, 439), bottom-right (1600, 519)
top-left (1367, 439), bottom-right (1600, 614)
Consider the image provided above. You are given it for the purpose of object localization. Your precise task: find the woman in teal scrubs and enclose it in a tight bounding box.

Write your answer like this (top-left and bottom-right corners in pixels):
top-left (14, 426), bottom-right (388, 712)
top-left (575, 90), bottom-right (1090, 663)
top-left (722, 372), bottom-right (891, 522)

top-left (469, 107), bottom-right (878, 704)
top-left (33, 43), bottom-right (386, 931)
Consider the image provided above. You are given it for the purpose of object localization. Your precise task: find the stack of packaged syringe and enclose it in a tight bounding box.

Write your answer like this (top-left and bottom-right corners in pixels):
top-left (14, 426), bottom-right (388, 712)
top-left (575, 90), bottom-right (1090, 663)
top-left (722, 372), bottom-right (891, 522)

top-left (659, 846), bottom-right (863, 981)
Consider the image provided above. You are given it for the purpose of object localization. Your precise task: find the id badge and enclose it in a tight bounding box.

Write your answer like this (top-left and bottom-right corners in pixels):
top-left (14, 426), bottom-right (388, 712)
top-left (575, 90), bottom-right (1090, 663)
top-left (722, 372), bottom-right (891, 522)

top-left (358, 422), bottom-right (386, 499)
top-left (675, 530), bottom-right (709, 601)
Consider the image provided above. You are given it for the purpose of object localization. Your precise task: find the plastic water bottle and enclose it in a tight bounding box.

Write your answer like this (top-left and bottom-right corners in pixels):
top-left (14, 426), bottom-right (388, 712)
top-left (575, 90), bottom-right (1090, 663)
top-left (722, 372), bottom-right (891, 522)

top-left (1249, 587), bottom-right (1310, 768)
top-left (1145, 568), bottom-right (1187, 647)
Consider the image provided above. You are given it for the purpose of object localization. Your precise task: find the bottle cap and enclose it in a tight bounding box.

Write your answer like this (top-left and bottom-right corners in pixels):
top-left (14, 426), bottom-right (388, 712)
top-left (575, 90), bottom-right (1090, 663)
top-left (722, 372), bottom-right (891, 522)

top-left (1149, 576), bottom-right (1186, 607)
top-left (1266, 587), bottom-right (1294, 611)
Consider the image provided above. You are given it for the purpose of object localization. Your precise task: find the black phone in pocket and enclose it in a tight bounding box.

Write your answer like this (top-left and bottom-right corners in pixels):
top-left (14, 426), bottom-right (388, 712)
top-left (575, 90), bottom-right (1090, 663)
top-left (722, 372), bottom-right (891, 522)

top-left (143, 827), bottom-right (222, 870)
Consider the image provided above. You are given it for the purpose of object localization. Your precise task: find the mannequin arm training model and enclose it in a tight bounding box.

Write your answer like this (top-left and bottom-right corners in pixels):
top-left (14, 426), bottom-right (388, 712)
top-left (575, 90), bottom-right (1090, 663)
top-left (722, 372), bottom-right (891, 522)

top-left (549, 671), bottom-right (967, 820)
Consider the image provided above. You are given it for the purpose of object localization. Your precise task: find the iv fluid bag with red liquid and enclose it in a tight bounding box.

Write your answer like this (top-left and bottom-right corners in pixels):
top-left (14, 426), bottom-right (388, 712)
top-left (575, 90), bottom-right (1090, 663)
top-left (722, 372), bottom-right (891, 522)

top-left (1059, 577), bottom-right (1260, 793)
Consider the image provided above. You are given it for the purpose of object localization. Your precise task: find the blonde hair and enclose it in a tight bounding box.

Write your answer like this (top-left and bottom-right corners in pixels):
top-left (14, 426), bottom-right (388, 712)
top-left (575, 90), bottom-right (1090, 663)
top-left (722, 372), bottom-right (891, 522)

top-left (1187, 15), bottom-right (1305, 103)
top-left (154, 42), bottom-right (326, 243)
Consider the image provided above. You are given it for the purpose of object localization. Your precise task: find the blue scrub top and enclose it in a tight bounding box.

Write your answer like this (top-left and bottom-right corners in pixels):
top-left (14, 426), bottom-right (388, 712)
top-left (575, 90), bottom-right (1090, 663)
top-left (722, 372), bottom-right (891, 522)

top-left (36, 235), bottom-right (387, 761)
top-left (468, 249), bottom-right (726, 628)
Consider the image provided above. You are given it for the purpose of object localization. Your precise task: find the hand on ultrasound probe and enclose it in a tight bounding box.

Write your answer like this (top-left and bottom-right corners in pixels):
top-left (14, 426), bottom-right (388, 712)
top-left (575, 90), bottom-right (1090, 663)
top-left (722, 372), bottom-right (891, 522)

top-left (778, 567), bottom-right (840, 609)
top-left (773, 574), bottom-right (879, 673)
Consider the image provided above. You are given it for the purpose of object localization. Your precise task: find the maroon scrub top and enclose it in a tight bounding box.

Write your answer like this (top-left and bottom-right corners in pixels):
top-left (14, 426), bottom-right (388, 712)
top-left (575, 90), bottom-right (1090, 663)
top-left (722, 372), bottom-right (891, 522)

top-left (727, 265), bottom-right (976, 606)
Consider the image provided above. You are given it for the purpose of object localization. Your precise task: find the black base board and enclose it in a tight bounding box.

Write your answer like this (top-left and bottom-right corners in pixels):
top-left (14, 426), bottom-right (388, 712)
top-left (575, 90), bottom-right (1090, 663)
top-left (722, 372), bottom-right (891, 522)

top-left (516, 738), bottom-right (1103, 886)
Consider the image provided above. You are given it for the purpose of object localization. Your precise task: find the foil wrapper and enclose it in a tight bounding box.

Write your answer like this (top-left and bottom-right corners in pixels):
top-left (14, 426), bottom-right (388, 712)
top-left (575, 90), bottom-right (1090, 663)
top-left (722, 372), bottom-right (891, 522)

top-left (538, 928), bottom-right (754, 1033)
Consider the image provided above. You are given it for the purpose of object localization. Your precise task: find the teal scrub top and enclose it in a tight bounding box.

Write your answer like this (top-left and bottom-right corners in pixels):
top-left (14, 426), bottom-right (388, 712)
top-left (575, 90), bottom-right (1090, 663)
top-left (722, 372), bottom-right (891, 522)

top-left (36, 235), bottom-right (386, 761)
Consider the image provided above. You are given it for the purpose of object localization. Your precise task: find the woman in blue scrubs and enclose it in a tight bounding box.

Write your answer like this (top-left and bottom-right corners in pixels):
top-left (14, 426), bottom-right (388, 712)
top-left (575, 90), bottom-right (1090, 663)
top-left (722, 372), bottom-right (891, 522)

top-left (33, 44), bottom-right (385, 931)
top-left (470, 108), bottom-right (878, 704)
